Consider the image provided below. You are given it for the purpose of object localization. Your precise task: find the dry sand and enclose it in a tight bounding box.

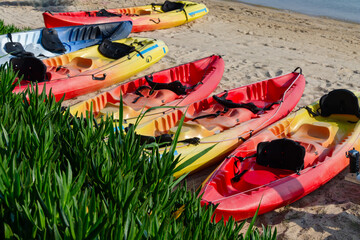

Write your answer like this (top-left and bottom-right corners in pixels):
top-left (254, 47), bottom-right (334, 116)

top-left (1, 0), bottom-right (360, 239)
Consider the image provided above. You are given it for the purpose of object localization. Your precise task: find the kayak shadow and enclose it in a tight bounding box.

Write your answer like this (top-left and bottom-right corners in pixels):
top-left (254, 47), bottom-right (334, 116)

top-left (186, 163), bottom-right (219, 191)
top-left (255, 169), bottom-right (360, 239)
top-left (259, 207), bottom-right (360, 239)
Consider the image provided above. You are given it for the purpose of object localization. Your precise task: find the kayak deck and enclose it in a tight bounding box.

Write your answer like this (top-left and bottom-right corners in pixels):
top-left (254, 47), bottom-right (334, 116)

top-left (201, 90), bottom-right (360, 222)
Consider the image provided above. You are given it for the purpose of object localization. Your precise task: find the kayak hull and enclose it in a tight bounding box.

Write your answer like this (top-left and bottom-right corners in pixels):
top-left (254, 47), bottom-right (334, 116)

top-left (134, 70), bottom-right (305, 178)
top-left (12, 37), bottom-right (168, 101)
top-left (43, 1), bottom-right (208, 32)
top-left (200, 93), bottom-right (360, 222)
top-left (69, 55), bottom-right (224, 121)
top-left (0, 22), bottom-right (132, 65)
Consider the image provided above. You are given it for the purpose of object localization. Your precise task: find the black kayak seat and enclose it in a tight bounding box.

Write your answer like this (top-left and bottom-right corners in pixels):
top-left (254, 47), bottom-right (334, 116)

top-left (10, 56), bottom-right (47, 82)
top-left (4, 33), bottom-right (32, 56)
top-left (256, 138), bottom-right (305, 172)
top-left (319, 89), bottom-right (360, 118)
top-left (4, 41), bottom-right (27, 56)
top-left (95, 9), bottom-right (122, 17)
top-left (161, 1), bottom-right (185, 12)
top-left (41, 28), bottom-right (66, 53)
top-left (98, 39), bottom-right (135, 59)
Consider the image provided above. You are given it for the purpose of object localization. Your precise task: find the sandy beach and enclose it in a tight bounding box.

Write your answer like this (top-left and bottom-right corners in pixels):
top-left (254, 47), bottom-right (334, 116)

top-left (1, 0), bottom-right (360, 239)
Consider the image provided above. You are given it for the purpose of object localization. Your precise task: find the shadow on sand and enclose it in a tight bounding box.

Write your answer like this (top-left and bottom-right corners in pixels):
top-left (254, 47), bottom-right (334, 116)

top-left (255, 170), bottom-right (360, 239)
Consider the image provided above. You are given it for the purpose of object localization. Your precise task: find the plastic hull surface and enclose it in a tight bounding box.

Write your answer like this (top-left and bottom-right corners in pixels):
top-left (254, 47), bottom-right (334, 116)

top-left (69, 55), bottom-right (224, 123)
top-left (12, 37), bottom-right (168, 101)
top-left (200, 93), bottom-right (360, 222)
top-left (0, 21), bottom-right (132, 65)
top-left (135, 70), bottom-right (305, 178)
top-left (43, 1), bottom-right (208, 32)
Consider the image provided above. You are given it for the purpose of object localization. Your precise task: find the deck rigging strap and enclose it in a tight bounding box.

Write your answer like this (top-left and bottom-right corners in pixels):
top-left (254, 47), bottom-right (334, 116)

top-left (304, 106), bottom-right (320, 117)
top-left (94, 9), bottom-right (122, 17)
top-left (131, 73), bottom-right (201, 103)
top-left (125, 124), bottom-right (200, 146)
top-left (213, 91), bottom-right (282, 113)
top-left (232, 153), bottom-right (256, 182)
top-left (192, 91), bottom-right (282, 121)
top-left (122, 56), bottom-right (216, 121)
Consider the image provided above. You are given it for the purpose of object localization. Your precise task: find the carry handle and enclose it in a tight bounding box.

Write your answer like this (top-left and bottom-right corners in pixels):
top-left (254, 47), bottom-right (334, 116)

top-left (92, 73), bottom-right (106, 81)
top-left (292, 67), bottom-right (303, 75)
top-left (44, 10), bottom-right (54, 15)
top-left (149, 18), bottom-right (161, 24)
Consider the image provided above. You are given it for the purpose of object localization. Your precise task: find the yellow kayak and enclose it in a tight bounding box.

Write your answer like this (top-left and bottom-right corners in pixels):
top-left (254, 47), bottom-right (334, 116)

top-left (134, 69), bottom-right (306, 178)
top-left (43, 1), bottom-right (208, 32)
top-left (12, 37), bottom-right (168, 101)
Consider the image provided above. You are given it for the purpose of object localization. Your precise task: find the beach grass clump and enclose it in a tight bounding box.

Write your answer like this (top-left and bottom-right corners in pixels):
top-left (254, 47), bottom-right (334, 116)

top-left (0, 64), bottom-right (277, 239)
top-left (0, 16), bottom-right (277, 237)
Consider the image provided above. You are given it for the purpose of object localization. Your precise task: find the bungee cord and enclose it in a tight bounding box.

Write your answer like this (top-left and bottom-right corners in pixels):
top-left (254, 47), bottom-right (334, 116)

top-left (120, 56), bottom-right (216, 122)
top-left (202, 102), bottom-right (360, 199)
top-left (173, 72), bottom-right (302, 148)
top-left (42, 40), bottom-right (152, 82)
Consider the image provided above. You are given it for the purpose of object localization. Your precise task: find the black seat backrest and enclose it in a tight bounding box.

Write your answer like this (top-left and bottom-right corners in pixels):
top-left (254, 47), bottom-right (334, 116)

top-left (213, 92), bottom-right (263, 113)
top-left (145, 75), bottom-right (187, 95)
top-left (161, 1), bottom-right (185, 12)
top-left (319, 89), bottom-right (360, 118)
top-left (4, 41), bottom-right (26, 56)
top-left (95, 9), bottom-right (122, 17)
top-left (41, 28), bottom-right (66, 53)
top-left (10, 56), bottom-right (47, 82)
top-left (256, 138), bottom-right (305, 172)
top-left (98, 39), bottom-right (135, 59)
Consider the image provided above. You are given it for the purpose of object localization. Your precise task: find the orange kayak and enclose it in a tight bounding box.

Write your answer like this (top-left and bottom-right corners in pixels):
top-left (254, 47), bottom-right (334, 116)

top-left (43, 1), bottom-right (208, 32)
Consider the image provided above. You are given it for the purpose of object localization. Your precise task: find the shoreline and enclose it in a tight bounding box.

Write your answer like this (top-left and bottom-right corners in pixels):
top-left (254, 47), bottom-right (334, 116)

top-left (1, 0), bottom-right (360, 239)
top-left (233, 0), bottom-right (360, 25)
top-left (1, 0), bottom-right (360, 28)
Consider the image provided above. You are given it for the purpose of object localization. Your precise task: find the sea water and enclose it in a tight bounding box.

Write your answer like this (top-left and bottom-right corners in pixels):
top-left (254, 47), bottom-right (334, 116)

top-left (236, 0), bottom-right (360, 23)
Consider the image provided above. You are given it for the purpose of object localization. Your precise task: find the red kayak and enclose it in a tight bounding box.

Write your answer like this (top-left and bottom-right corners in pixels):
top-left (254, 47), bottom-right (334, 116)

top-left (200, 89), bottom-right (360, 222)
top-left (133, 68), bottom-right (306, 178)
top-left (69, 55), bottom-right (224, 120)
